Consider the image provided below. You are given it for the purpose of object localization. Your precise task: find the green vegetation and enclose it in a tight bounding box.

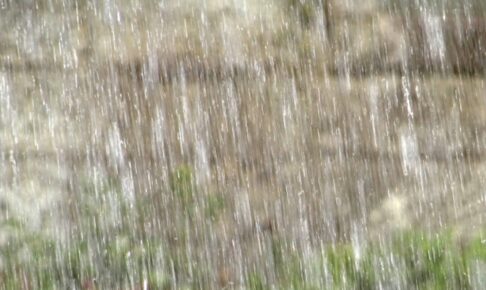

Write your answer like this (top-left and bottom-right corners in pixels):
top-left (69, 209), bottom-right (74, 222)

top-left (0, 166), bottom-right (485, 289)
top-left (285, 0), bottom-right (329, 28)
top-left (205, 193), bottom-right (225, 221)
top-left (170, 165), bottom-right (195, 209)
top-left (265, 230), bottom-right (486, 290)
top-left (286, 0), bottom-right (318, 27)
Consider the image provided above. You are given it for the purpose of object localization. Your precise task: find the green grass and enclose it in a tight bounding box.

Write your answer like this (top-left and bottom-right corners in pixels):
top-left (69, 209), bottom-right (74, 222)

top-left (285, 0), bottom-right (323, 27)
top-left (0, 166), bottom-right (485, 289)
top-left (0, 225), bottom-right (484, 289)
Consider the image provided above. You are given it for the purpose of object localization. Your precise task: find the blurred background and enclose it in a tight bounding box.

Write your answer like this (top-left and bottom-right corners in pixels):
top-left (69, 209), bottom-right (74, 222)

top-left (0, 0), bottom-right (486, 288)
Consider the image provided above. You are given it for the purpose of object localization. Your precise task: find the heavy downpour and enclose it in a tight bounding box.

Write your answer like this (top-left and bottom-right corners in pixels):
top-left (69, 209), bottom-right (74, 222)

top-left (0, 0), bottom-right (486, 289)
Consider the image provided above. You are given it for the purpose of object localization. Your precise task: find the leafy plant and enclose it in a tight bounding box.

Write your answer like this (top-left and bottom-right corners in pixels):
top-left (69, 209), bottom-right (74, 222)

top-left (205, 193), bottom-right (225, 221)
top-left (1, 167), bottom-right (486, 289)
top-left (170, 165), bottom-right (195, 212)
